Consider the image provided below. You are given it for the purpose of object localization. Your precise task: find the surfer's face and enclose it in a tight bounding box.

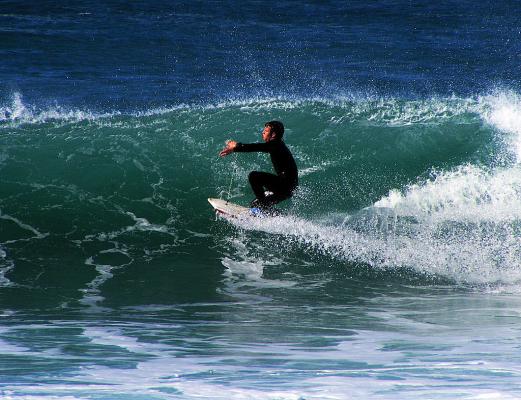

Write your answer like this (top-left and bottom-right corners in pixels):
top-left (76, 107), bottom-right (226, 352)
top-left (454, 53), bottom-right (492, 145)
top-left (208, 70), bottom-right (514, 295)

top-left (262, 126), bottom-right (275, 142)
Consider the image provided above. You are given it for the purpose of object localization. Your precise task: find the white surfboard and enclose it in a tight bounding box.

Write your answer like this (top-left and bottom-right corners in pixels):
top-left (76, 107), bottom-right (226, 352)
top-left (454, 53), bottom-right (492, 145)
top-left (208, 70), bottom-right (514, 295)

top-left (208, 198), bottom-right (253, 218)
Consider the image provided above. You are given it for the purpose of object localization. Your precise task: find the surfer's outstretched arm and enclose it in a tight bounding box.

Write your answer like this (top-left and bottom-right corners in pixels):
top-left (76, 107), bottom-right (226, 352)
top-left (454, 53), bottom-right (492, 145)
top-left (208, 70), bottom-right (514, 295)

top-left (220, 141), bottom-right (271, 157)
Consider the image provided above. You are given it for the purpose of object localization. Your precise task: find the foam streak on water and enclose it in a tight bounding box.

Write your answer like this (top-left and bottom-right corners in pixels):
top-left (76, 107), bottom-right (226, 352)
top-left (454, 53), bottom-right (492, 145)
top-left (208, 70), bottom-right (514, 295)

top-left (1, 297), bottom-right (521, 399)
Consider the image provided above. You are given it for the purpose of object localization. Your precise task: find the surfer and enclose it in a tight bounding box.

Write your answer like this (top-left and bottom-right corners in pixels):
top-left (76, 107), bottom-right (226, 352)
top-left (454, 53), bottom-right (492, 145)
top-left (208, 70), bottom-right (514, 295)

top-left (219, 120), bottom-right (298, 209)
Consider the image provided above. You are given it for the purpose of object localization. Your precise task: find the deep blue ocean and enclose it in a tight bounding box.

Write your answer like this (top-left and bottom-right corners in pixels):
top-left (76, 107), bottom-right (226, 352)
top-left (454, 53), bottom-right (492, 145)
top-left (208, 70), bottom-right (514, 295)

top-left (2, 1), bottom-right (521, 399)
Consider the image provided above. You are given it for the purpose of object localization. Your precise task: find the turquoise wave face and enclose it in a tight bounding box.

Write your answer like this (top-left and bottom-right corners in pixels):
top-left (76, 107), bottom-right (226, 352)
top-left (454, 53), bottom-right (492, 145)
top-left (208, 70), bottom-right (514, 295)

top-left (1, 92), bottom-right (521, 309)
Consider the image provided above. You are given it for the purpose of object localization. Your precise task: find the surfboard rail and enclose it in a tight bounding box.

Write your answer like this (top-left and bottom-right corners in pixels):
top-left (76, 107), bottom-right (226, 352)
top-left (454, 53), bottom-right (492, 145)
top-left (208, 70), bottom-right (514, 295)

top-left (208, 198), bottom-right (251, 218)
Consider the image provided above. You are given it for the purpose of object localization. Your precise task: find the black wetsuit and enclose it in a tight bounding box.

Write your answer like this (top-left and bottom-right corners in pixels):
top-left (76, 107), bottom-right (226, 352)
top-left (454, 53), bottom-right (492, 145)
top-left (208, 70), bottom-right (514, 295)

top-left (235, 139), bottom-right (298, 208)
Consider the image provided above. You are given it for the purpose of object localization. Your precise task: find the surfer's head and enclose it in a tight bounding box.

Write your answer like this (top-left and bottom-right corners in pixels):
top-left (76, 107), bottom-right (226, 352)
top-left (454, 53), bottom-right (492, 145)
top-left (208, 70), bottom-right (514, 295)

top-left (263, 121), bottom-right (284, 142)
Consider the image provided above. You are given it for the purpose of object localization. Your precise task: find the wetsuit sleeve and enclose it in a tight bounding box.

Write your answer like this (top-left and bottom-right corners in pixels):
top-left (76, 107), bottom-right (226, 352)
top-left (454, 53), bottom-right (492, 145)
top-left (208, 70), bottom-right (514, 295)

top-left (234, 142), bottom-right (272, 153)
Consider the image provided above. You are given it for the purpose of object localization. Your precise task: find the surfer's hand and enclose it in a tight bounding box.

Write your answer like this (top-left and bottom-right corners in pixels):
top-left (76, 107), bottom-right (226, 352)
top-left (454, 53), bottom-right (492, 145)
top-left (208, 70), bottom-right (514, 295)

top-left (219, 140), bottom-right (237, 157)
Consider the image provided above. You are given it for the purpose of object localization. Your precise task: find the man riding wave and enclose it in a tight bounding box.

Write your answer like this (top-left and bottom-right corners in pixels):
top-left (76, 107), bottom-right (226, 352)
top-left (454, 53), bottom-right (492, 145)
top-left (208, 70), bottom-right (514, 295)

top-left (219, 120), bottom-right (298, 210)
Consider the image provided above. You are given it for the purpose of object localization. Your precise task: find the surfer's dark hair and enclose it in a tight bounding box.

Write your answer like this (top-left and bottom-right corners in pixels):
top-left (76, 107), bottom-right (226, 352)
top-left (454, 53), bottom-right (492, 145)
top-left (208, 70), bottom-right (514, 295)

top-left (265, 120), bottom-right (284, 139)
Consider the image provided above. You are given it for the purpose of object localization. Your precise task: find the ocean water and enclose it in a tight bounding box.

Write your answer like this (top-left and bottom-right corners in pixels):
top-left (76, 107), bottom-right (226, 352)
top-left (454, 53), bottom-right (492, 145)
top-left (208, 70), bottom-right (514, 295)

top-left (2, 1), bottom-right (521, 399)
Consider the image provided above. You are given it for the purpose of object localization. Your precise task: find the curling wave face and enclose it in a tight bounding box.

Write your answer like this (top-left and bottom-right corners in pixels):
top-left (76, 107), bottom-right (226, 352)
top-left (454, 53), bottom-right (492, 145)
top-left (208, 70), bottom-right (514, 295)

top-left (1, 90), bottom-right (521, 295)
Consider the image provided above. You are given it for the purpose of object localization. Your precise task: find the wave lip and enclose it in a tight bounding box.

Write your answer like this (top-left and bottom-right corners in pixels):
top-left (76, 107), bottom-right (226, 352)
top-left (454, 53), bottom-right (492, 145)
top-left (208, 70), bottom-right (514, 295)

top-left (0, 92), bottom-right (120, 126)
top-left (2, 89), bottom-right (520, 135)
top-left (0, 91), bottom-right (490, 126)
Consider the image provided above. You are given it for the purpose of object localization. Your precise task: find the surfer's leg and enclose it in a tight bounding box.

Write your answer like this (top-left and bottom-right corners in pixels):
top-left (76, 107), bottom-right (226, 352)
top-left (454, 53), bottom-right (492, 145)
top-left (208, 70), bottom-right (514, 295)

top-left (263, 181), bottom-right (297, 208)
top-left (248, 171), bottom-right (289, 208)
top-left (263, 191), bottom-right (290, 205)
top-left (248, 171), bottom-right (282, 206)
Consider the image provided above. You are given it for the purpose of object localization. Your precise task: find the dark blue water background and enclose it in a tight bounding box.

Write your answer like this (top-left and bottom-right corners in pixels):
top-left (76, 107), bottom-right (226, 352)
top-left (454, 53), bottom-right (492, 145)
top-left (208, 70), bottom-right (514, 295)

top-left (2, 0), bottom-right (521, 110)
